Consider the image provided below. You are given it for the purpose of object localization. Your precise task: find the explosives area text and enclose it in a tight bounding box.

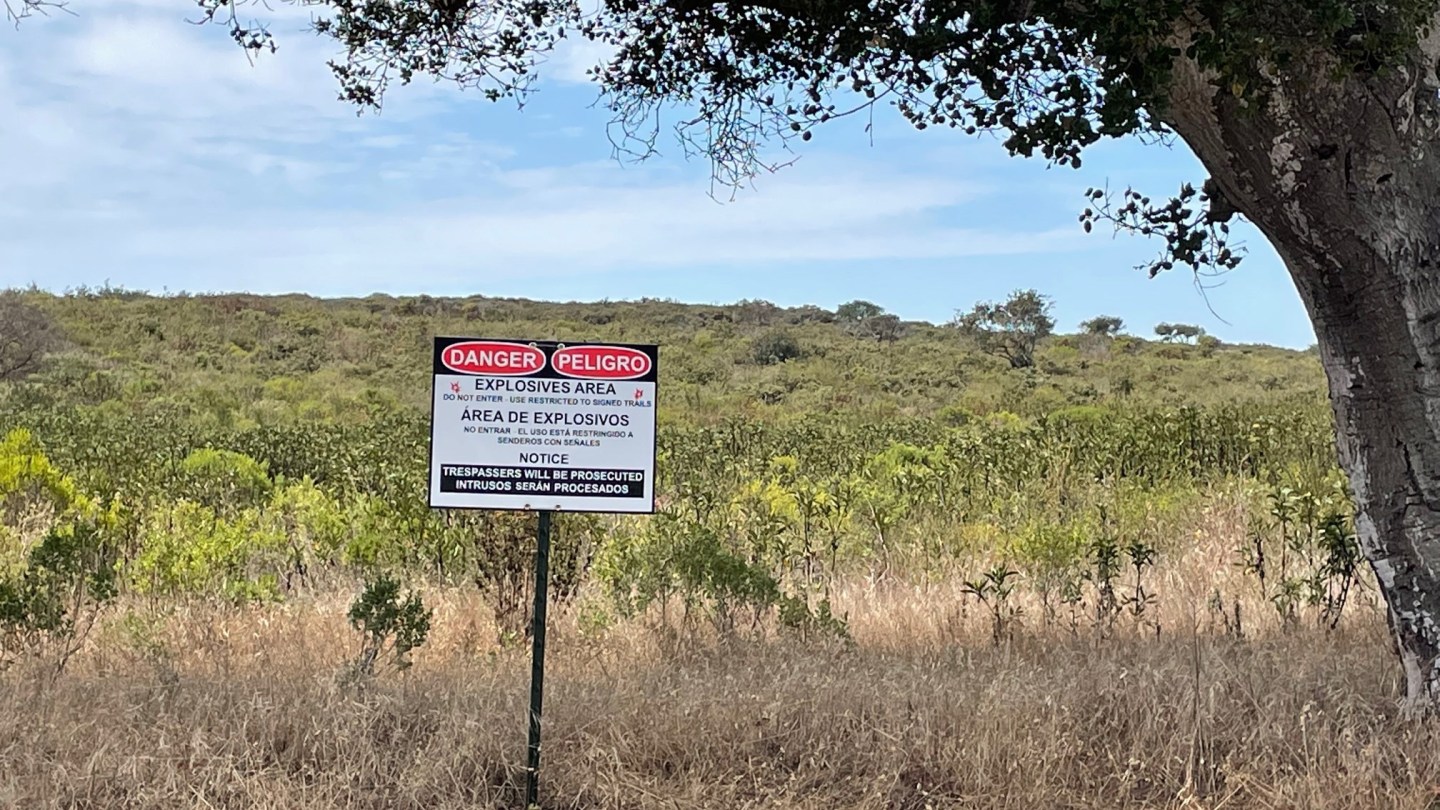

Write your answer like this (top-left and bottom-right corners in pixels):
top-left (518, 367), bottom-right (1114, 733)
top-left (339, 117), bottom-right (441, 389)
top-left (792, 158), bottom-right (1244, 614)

top-left (473, 379), bottom-right (619, 394)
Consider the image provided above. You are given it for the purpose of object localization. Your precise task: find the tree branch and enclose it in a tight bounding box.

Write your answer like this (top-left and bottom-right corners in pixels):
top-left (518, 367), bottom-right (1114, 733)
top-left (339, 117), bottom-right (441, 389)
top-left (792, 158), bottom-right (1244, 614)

top-left (4, 0), bottom-right (72, 25)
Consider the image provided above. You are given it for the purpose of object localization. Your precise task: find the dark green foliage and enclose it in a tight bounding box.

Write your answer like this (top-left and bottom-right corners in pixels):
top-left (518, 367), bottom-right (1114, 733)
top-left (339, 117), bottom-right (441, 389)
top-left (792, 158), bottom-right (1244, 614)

top-left (836, 301), bottom-right (884, 324)
top-left (749, 329), bottom-right (805, 366)
top-left (954, 289), bottom-right (1056, 369)
top-left (1242, 477), bottom-right (1362, 631)
top-left (1080, 316), bottom-right (1125, 337)
top-left (347, 573), bottom-right (432, 676)
top-left (1156, 323), bottom-right (1206, 344)
top-left (964, 565), bottom-right (1021, 644)
top-left (0, 519), bottom-right (119, 673)
top-left (148, 0), bottom-right (1434, 158)
top-left (1314, 511), bottom-right (1363, 629)
top-left (104, 0), bottom-right (1421, 280)
top-left (1084, 529), bottom-right (1123, 631)
top-left (1121, 539), bottom-right (1159, 632)
top-left (10, 0), bottom-right (1438, 307)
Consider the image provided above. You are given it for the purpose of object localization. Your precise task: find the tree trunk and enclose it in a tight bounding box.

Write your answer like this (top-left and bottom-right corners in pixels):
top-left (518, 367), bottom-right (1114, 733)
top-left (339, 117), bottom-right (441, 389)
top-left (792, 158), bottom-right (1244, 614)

top-left (1162, 33), bottom-right (1440, 710)
top-left (1293, 233), bottom-right (1440, 711)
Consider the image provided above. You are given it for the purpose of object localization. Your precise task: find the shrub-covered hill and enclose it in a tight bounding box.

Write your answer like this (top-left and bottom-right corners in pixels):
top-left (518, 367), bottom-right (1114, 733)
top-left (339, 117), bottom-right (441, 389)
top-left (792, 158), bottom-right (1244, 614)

top-left (6, 288), bottom-right (1323, 427)
top-left (0, 287), bottom-right (1350, 672)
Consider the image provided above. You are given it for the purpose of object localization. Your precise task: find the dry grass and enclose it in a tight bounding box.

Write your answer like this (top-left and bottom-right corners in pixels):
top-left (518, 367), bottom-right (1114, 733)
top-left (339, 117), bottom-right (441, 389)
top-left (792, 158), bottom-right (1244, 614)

top-left (3, 513), bottom-right (1439, 809)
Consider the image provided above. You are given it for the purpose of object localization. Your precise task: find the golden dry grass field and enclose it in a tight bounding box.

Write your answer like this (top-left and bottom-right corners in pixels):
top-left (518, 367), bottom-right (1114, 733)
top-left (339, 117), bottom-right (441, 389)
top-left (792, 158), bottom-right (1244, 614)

top-left (2, 518), bottom-right (1437, 810)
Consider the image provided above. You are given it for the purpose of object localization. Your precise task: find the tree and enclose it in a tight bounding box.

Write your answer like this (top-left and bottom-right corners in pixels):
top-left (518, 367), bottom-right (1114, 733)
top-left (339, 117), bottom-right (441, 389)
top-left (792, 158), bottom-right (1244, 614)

top-left (836, 300), bottom-right (885, 324)
top-left (0, 292), bottom-right (60, 382)
top-left (788, 304), bottom-right (836, 325)
top-left (860, 313), bottom-right (904, 343)
top-left (1080, 316), bottom-right (1125, 337)
top-left (954, 290), bottom-right (1054, 369)
top-left (1155, 323), bottom-right (1205, 344)
top-left (731, 299), bottom-right (782, 326)
top-left (749, 330), bottom-right (804, 365)
top-left (20, 0), bottom-right (1440, 708)
top-left (835, 301), bottom-right (903, 342)
top-left (1173, 324), bottom-right (1205, 343)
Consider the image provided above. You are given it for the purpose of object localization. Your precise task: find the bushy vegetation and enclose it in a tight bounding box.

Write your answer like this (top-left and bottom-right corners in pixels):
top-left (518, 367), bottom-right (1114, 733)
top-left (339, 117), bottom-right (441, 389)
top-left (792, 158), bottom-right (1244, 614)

top-left (0, 398), bottom-right (1351, 652)
top-left (0, 287), bottom-right (1392, 808)
top-left (4, 287), bottom-right (1323, 429)
top-left (0, 287), bottom-right (1348, 667)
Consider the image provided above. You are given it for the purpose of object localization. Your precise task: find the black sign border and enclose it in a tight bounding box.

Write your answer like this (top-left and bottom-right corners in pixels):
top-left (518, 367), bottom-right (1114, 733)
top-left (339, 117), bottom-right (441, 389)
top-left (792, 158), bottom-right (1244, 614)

top-left (426, 336), bottom-right (660, 515)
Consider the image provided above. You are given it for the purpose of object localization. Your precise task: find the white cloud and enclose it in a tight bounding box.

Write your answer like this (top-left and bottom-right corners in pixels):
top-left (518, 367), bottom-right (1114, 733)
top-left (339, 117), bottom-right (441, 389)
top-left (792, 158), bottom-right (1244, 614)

top-left (546, 33), bottom-right (615, 85)
top-left (0, 0), bottom-right (1096, 298)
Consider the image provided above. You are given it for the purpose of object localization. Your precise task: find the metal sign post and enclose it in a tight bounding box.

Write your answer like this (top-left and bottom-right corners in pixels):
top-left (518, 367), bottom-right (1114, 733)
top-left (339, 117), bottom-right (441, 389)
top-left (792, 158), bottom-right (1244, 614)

top-left (525, 509), bottom-right (553, 810)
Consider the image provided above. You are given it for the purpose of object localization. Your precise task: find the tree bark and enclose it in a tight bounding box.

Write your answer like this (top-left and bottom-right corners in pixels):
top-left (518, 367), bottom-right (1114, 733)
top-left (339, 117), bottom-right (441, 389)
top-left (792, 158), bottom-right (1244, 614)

top-left (1162, 32), bottom-right (1440, 710)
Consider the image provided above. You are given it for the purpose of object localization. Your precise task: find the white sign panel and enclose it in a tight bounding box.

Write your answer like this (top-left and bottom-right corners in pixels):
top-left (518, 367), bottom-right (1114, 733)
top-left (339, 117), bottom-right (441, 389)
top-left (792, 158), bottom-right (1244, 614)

top-left (427, 337), bottom-right (659, 513)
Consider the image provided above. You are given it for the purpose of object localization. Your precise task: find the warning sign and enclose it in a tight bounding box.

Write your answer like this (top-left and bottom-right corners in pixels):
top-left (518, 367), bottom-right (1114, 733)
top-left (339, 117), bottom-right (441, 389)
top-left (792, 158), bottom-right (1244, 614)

top-left (427, 337), bottom-right (658, 513)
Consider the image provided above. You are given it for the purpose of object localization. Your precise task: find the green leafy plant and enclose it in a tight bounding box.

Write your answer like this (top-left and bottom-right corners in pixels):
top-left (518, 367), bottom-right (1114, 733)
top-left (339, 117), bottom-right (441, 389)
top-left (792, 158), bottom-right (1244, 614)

top-left (1010, 521), bottom-right (1087, 629)
top-left (964, 565), bottom-right (1021, 645)
top-left (594, 512), bottom-right (780, 639)
top-left (1121, 539), bottom-right (1159, 635)
top-left (345, 573), bottom-right (432, 679)
top-left (777, 594), bottom-right (852, 644)
top-left (0, 517), bottom-right (119, 676)
top-left (131, 501), bottom-right (285, 603)
top-left (954, 290), bottom-right (1055, 370)
top-left (178, 448), bottom-right (273, 515)
top-left (749, 330), bottom-right (804, 366)
top-left (1084, 530), bottom-right (1123, 633)
top-left (1312, 512), bottom-right (1361, 629)
top-left (1240, 477), bottom-right (1360, 631)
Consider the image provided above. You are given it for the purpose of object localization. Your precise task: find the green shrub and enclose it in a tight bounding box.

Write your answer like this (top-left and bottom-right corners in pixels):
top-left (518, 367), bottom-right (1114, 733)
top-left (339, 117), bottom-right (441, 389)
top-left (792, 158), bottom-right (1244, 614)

top-left (936, 404), bottom-right (975, 427)
top-left (265, 478), bottom-right (350, 579)
top-left (777, 594), bottom-right (852, 644)
top-left (345, 573), bottom-right (432, 677)
top-left (749, 330), bottom-right (804, 365)
top-left (131, 501), bottom-right (285, 602)
top-left (0, 428), bottom-right (91, 543)
top-left (0, 518), bottom-right (119, 674)
top-left (594, 513), bottom-right (780, 636)
top-left (179, 448), bottom-right (273, 514)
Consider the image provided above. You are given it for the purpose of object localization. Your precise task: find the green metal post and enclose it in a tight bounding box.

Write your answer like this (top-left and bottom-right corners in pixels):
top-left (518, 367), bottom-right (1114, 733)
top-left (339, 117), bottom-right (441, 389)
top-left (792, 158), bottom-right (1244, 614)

top-left (524, 510), bottom-right (552, 808)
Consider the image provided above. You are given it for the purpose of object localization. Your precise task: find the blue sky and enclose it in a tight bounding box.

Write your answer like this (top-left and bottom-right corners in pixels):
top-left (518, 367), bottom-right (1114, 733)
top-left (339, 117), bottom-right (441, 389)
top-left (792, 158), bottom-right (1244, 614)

top-left (0, 0), bottom-right (1315, 347)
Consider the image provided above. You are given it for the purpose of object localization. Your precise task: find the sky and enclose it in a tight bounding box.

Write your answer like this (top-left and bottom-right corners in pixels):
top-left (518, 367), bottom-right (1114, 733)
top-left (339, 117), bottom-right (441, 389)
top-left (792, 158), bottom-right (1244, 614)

top-left (0, 0), bottom-right (1316, 348)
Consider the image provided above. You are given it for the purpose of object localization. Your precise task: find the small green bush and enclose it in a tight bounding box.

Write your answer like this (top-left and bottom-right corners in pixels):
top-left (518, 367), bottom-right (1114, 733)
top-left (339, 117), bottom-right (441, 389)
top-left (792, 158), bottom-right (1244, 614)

top-left (0, 518), bottom-right (119, 674)
top-left (346, 573), bottom-right (432, 677)
top-left (749, 330), bottom-right (804, 365)
top-left (179, 448), bottom-right (273, 514)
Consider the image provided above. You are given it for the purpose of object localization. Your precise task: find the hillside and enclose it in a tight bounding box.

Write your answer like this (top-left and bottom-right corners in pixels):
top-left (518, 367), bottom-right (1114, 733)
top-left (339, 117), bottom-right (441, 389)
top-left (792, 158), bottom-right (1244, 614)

top-left (5, 288), bottom-right (1324, 427)
top-left (2, 290), bottom-right (1402, 809)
